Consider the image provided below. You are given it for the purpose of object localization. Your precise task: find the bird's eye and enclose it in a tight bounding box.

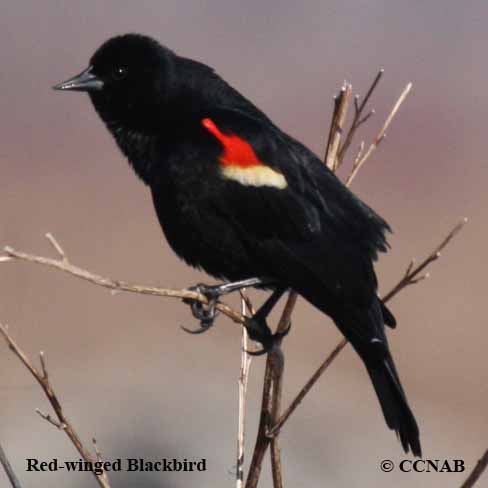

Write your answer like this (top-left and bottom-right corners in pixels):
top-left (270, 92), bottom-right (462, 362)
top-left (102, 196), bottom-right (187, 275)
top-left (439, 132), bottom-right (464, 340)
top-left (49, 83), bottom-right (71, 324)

top-left (112, 66), bottom-right (128, 80)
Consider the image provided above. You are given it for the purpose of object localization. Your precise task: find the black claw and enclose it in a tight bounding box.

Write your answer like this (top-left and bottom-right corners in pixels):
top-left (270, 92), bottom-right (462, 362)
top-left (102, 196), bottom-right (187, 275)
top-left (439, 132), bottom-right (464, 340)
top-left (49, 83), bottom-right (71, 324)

top-left (189, 300), bottom-right (217, 322)
top-left (244, 316), bottom-right (271, 344)
top-left (180, 323), bottom-right (212, 335)
top-left (182, 283), bottom-right (221, 335)
top-left (183, 283), bottom-right (219, 328)
top-left (276, 320), bottom-right (292, 340)
top-left (244, 333), bottom-right (280, 355)
top-left (243, 317), bottom-right (292, 356)
top-left (245, 346), bottom-right (270, 356)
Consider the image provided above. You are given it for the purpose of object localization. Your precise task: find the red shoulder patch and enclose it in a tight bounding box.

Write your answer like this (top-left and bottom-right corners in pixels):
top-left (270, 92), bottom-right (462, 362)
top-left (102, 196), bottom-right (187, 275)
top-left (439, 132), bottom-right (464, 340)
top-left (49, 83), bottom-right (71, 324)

top-left (201, 118), bottom-right (263, 168)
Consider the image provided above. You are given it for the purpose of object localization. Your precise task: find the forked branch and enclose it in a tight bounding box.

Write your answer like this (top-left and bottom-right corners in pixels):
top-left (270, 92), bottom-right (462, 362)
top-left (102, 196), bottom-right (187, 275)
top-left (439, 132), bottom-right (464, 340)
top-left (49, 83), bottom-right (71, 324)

top-left (2, 233), bottom-right (245, 327)
top-left (0, 323), bottom-right (112, 488)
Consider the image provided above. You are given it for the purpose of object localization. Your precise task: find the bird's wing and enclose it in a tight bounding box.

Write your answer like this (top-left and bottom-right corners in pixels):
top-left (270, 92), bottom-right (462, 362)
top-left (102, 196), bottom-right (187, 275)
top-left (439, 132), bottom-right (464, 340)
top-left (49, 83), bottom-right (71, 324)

top-left (202, 108), bottom-right (390, 253)
top-left (201, 108), bottom-right (391, 307)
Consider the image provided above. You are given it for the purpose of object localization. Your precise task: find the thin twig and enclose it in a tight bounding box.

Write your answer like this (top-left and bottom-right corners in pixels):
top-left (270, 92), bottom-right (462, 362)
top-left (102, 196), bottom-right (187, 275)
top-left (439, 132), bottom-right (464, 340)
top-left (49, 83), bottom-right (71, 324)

top-left (0, 323), bottom-right (111, 488)
top-left (357, 70), bottom-right (384, 116)
top-left (382, 217), bottom-right (467, 302)
top-left (461, 449), bottom-right (488, 488)
top-left (1, 237), bottom-right (245, 327)
top-left (352, 141), bottom-right (365, 169)
top-left (45, 232), bottom-right (67, 261)
top-left (326, 83), bottom-right (353, 171)
top-left (35, 409), bottom-right (65, 429)
top-left (0, 442), bottom-right (23, 488)
top-left (346, 82), bottom-right (412, 186)
top-left (269, 349), bottom-right (284, 488)
top-left (236, 291), bottom-right (253, 488)
top-left (245, 292), bottom-right (297, 487)
top-left (267, 293), bottom-right (296, 488)
top-left (39, 351), bottom-right (48, 379)
top-left (337, 69), bottom-right (384, 166)
top-left (93, 438), bottom-right (104, 463)
top-left (245, 352), bottom-right (276, 488)
top-left (269, 337), bottom-right (347, 436)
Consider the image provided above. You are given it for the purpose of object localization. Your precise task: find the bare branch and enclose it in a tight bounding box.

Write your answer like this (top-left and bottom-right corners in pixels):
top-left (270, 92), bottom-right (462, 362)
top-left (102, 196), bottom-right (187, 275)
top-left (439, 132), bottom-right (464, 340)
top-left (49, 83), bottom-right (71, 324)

top-left (357, 109), bottom-right (375, 127)
top-left (0, 443), bottom-right (23, 488)
top-left (326, 83), bottom-right (353, 171)
top-left (1, 235), bottom-right (245, 327)
top-left (382, 217), bottom-right (467, 302)
top-left (269, 337), bottom-right (347, 437)
top-left (236, 291), bottom-right (253, 488)
top-left (39, 351), bottom-right (48, 380)
top-left (45, 233), bottom-right (67, 261)
top-left (0, 323), bottom-right (111, 488)
top-left (461, 449), bottom-right (488, 488)
top-left (245, 292), bottom-right (296, 487)
top-left (35, 409), bottom-right (65, 429)
top-left (93, 438), bottom-right (103, 463)
top-left (376, 82), bottom-right (412, 144)
top-left (357, 69), bottom-right (384, 115)
top-left (345, 82), bottom-right (412, 186)
top-left (245, 350), bottom-right (276, 488)
top-left (269, 349), bottom-right (284, 488)
top-left (336, 69), bottom-right (383, 166)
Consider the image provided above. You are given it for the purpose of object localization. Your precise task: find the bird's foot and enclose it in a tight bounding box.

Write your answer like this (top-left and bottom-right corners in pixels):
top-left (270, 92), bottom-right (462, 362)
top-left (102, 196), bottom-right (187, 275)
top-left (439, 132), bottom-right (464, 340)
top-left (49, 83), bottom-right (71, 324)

top-left (244, 316), bottom-right (292, 356)
top-left (181, 283), bottom-right (221, 334)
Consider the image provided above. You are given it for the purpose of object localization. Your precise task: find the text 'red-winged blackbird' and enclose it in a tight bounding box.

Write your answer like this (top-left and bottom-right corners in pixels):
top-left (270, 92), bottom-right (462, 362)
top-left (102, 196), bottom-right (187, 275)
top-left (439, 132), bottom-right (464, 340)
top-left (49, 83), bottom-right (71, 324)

top-left (54, 34), bottom-right (421, 456)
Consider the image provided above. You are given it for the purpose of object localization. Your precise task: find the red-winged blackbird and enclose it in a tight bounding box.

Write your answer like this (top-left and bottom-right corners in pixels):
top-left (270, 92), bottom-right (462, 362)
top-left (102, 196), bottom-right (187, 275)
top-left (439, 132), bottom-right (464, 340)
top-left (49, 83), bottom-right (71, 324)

top-left (54, 33), bottom-right (421, 456)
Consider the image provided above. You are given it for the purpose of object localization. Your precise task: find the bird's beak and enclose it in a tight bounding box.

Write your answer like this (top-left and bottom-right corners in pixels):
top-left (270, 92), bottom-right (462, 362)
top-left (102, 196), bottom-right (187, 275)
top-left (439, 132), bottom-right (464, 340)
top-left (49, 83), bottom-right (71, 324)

top-left (52, 66), bottom-right (104, 92)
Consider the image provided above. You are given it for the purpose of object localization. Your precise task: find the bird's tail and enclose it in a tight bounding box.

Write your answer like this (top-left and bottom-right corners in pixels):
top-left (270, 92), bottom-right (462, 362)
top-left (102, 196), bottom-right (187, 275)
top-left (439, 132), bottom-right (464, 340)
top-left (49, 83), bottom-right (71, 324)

top-left (365, 356), bottom-right (422, 457)
top-left (334, 299), bottom-right (421, 457)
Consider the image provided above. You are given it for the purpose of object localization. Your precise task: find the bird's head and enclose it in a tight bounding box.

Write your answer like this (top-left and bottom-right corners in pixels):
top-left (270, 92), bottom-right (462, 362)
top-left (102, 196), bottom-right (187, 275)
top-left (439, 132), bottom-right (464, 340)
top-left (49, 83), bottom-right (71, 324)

top-left (53, 34), bottom-right (175, 131)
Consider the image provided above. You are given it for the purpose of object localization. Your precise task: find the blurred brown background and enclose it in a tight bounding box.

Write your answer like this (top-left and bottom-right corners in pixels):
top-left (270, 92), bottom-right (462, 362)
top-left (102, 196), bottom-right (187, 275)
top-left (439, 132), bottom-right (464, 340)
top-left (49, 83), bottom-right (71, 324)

top-left (1, 1), bottom-right (487, 487)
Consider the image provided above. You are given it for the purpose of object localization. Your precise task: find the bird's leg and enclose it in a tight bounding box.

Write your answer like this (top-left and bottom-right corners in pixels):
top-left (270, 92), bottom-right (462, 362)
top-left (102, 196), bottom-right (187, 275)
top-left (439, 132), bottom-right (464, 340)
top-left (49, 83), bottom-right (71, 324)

top-left (244, 287), bottom-right (291, 355)
top-left (181, 277), bottom-right (272, 334)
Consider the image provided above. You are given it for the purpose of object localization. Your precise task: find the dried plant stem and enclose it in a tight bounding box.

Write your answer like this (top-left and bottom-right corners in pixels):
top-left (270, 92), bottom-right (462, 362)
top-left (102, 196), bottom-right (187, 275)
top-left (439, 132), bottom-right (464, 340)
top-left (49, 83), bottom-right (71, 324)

top-left (2, 234), bottom-right (245, 327)
top-left (336, 69), bottom-right (383, 166)
top-left (245, 352), bottom-right (277, 488)
top-left (245, 292), bottom-right (296, 488)
top-left (268, 292), bottom-right (297, 488)
top-left (236, 292), bottom-right (253, 488)
top-left (326, 83), bottom-right (353, 171)
top-left (345, 82), bottom-right (412, 186)
top-left (461, 449), bottom-right (488, 488)
top-left (0, 443), bottom-right (22, 488)
top-left (269, 349), bottom-right (284, 488)
top-left (0, 323), bottom-right (111, 488)
top-left (382, 217), bottom-right (467, 302)
top-left (269, 337), bottom-right (347, 437)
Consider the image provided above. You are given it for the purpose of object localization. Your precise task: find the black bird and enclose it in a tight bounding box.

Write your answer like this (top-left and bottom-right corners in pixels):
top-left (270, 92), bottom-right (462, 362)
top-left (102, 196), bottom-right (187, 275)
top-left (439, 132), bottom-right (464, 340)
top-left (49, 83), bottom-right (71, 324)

top-left (54, 33), bottom-right (421, 456)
